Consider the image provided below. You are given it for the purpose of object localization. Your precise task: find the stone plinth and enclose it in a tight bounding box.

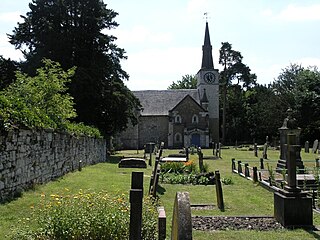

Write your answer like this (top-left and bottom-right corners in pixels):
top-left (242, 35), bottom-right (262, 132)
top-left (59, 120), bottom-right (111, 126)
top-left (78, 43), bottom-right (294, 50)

top-left (274, 191), bottom-right (313, 228)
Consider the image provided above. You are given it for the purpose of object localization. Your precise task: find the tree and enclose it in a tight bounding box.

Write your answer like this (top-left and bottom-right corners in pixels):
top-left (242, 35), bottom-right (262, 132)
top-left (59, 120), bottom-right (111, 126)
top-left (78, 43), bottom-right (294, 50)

top-left (0, 56), bottom-right (19, 90)
top-left (0, 59), bottom-right (76, 130)
top-left (219, 42), bottom-right (256, 144)
top-left (167, 74), bottom-right (197, 89)
top-left (272, 64), bottom-right (320, 142)
top-left (8, 0), bottom-right (140, 136)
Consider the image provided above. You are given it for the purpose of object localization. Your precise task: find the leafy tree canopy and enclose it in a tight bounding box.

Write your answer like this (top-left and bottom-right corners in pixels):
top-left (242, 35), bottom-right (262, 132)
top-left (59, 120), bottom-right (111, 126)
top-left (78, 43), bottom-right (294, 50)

top-left (272, 64), bottom-right (320, 141)
top-left (168, 74), bottom-right (197, 89)
top-left (219, 42), bottom-right (256, 89)
top-left (0, 59), bottom-right (101, 137)
top-left (8, 0), bottom-right (140, 136)
top-left (0, 56), bottom-right (19, 90)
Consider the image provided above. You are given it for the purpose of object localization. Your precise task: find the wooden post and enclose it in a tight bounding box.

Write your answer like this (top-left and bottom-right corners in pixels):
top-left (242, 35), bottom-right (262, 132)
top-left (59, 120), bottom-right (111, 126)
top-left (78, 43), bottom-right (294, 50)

top-left (129, 172), bottom-right (144, 240)
top-left (78, 160), bottom-right (82, 171)
top-left (260, 158), bottom-right (264, 169)
top-left (259, 172), bottom-right (262, 181)
top-left (316, 158), bottom-right (319, 168)
top-left (254, 143), bottom-right (258, 157)
top-left (215, 171), bottom-right (224, 211)
top-left (198, 151), bottom-right (204, 172)
top-left (149, 144), bottom-right (152, 166)
top-left (253, 167), bottom-right (258, 182)
top-left (218, 143), bottom-right (222, 158)
top-left (244, 163), bottom-right (249, 177)
top-left (158, 207), bottom-right (166, 240)
top-left (212, 142), bottom-right (215, 156)
top-left (231, 158), bottom-right (236, 171)
top-left (237, 161), bottom-right (242, 174)
top-left (186, 147), bottom-right (189, 160)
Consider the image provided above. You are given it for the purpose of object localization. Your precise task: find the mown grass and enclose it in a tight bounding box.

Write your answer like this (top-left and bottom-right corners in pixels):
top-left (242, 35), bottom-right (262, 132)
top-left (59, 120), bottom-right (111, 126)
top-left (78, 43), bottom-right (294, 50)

top-left (0, 147), bottom-right (320, 239)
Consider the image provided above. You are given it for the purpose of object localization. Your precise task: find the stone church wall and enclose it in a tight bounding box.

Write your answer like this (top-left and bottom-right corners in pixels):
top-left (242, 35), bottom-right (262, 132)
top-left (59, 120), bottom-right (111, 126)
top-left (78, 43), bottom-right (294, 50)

top-left (139, 116), bottom-right (169, 148)
top-left (0, 128), bottom-right (106, 202)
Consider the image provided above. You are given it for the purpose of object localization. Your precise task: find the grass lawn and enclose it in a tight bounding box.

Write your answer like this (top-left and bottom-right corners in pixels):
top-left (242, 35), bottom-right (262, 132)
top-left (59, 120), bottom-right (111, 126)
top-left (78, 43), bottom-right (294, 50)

top-left (1, 147), bottom-right (320, 239)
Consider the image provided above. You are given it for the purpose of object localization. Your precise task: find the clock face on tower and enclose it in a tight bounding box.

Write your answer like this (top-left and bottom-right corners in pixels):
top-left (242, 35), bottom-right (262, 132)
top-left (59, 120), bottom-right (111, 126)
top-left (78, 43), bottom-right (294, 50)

top-left (204, 72), bottom-right (216, 84)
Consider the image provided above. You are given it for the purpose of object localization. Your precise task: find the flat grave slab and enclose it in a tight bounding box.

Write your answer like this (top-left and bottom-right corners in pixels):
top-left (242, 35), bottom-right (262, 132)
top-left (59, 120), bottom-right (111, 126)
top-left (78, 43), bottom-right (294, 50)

top-left (118, 158), bottom-right (147, 168)
top-left (161, 157), bottom-right (187, 162)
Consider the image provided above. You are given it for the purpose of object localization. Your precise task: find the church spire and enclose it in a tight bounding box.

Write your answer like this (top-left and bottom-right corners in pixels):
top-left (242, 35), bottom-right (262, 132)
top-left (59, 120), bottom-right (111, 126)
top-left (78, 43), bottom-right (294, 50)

top-left (201, 21), bottom-right (214, 69)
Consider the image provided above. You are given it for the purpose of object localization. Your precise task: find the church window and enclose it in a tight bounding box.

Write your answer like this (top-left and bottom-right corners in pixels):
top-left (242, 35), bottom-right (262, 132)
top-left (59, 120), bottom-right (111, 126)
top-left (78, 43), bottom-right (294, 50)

top-left (175, 133), bottom-right (182, 143)
top-left (192, 114), bottom-right (199, 124)
top-left (175, 115), bottom-right (182, 123)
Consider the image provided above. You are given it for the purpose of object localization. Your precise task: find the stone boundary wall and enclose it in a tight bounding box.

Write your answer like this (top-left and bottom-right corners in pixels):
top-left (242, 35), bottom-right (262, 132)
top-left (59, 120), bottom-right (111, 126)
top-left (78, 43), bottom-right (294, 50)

top-left (0, 128), bottom-right (106, 202)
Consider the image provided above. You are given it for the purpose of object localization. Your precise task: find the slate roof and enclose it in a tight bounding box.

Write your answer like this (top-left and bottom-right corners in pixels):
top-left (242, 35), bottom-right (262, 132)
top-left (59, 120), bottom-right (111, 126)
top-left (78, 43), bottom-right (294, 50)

top-left (133, 90), bottom-right (200, 116)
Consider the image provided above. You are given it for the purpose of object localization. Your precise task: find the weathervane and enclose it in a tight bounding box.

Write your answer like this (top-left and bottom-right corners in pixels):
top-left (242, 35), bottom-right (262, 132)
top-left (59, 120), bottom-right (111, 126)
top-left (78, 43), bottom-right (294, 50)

top-left (204, 12), bottom-right (210, 21)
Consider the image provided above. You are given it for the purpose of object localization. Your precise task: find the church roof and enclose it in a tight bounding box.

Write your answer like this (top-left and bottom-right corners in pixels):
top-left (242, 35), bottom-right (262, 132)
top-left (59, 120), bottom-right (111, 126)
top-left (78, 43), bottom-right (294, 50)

top-left (133, 90), bottom-right (199, 116)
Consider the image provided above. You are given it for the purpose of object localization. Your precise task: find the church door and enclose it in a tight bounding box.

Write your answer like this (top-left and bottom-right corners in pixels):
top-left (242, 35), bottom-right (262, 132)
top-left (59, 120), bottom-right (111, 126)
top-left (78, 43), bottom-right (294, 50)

top-left (191, 134), bottom-right (200, 147)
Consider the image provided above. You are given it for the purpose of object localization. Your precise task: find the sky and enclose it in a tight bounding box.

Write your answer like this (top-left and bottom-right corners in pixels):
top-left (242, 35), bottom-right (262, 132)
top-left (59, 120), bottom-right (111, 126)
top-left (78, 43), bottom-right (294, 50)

top-left (1, 0), bottom-right (320, 90)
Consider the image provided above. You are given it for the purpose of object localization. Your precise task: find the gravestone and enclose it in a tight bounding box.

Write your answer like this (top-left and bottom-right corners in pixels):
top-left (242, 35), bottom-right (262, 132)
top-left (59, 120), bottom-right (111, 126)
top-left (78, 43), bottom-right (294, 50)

top-left (262, 143), bottom-right (268, 159)
top-left (171, 192), bottom-right (192, 240)
top-left (274, 134), bottom-right (313, 228)
top-left (129, 172), bottom-right (144, 240)
top-left (254, 143), bottom-right (258, 157)
top-left (118, 158), bottom-right (147, 168)
top-left (305, 141), bottom-right (309, 153)
top-left (276, 109), bottom-right (304, 173)
top-left (313, 139), bottom-right (319, 153)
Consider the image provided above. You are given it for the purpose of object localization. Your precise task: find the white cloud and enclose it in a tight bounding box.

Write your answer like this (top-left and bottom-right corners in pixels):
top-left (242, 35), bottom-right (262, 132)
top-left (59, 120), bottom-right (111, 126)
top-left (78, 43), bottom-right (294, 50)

top-left (0, 11), bottom-right (22, 23)
top-left (278, 4), bottom-right (320, 21)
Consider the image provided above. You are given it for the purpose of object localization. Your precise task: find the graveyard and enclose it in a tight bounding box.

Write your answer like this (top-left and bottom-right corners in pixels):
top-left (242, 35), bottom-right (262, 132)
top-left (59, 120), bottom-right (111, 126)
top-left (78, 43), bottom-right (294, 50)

top-left (1, 143), bottom-right (320, 239)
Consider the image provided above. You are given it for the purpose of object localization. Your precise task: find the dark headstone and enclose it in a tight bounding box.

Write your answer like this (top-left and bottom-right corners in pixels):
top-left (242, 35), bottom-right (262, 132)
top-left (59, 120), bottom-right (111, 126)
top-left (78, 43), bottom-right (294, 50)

top-left (118, 158), bottom-right (147, 168)
top-left (218, 143), bottom-right (222, 158)
top-left (313, 139), bottom-right (319, 153)
top-left (145, 142), bottom-right (156, 153)
top-left (305, 141), bottom-right (309, 153)
top-left (262, 143), bottom-right (268, 159)
top-left (171, 192), bottom-right (192, 240)
top-left (129, 172), bottom-right (144, 240)
top-left (254, 143), bottom-right (258, 157)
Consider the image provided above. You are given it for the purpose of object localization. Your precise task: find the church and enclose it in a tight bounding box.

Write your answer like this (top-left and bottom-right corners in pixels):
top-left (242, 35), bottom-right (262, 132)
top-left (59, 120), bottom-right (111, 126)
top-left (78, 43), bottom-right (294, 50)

top-left (117, 22), bottom-right (220, 149)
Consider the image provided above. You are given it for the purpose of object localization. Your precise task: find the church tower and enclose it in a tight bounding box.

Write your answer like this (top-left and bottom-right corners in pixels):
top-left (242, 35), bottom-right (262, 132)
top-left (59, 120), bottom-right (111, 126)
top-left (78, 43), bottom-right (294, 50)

top-left (196, 21), bottom-right (219, 143)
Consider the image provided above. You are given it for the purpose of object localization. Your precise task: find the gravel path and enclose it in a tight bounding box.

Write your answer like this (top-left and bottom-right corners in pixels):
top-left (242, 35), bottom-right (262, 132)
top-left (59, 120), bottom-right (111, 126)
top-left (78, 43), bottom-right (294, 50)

top-left (192, 216), bottom-right (284, 231)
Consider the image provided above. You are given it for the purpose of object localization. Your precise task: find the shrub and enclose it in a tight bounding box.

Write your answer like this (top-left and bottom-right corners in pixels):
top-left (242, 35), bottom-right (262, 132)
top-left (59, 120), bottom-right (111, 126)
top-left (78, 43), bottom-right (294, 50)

top-left (0, 59), bottom-right (102, 138)
top-left (10, 190), bottom-right (157, 239)
top-left (184, 160), bottom-right (197, 173)
top-left (222, 177), bottom-right (234, 185)
top-left (160, 162), bottom-right (185, 174)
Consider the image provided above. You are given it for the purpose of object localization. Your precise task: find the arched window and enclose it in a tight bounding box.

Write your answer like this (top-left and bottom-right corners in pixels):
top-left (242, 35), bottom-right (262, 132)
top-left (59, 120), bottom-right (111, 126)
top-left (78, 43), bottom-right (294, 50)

top-left (175, 133), bottom-right (182, 143)
top-left (192, 114), bottom-right (199, 124)
top-left (175, 115), bottom-right (182, 123)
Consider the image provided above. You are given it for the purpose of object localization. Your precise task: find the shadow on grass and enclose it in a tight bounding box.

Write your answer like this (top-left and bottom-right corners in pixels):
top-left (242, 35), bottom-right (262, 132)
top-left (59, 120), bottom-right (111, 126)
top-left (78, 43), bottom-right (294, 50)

top-left (106, 155), bottom-right (123, 164)
top-left (306, 229), bottom-right (320, 239)
top-left (157, 184), bottom-right (166, 195)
